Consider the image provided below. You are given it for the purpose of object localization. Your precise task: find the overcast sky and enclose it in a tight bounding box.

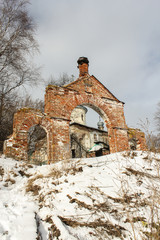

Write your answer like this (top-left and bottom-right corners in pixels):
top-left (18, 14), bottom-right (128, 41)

top-left (29, 0), bottom-right (160, 133)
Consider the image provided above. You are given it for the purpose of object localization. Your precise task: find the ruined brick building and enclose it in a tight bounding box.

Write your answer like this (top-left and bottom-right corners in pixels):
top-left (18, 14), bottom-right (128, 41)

top-left (3, 57), bottom-right (147, 164)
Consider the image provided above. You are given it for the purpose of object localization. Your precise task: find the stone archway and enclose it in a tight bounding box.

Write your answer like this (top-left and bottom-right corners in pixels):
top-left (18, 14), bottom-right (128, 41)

top-left (44, 57), bottom-right (130, 161)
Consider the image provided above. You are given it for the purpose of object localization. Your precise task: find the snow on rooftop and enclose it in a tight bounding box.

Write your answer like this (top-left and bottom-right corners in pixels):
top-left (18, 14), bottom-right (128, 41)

top-left (0, 151), bottom-right (160, 239)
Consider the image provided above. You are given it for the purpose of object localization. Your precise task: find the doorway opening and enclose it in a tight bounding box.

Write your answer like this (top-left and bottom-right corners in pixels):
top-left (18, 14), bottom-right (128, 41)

top-left (27, 125), bottom-right (47, 165)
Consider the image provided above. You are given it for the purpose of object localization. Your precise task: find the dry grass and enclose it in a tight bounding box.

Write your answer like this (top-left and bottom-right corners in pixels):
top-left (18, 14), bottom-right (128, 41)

top-left (25, 168), bottom-right (63, 197)
top-left (45, 216), bottom-right (61, 239)
top-left (0, 166), bottom-right (4, 177)
top-left (61, 159), bottom-right (84, 176)
top-left (27, 164), bottom-right (33, 168)
top-left (125, 216), bottom-right (146, 223)
top-left (66, 194), bottom-right (123, 223)
top-left (3, 183), bottom-right (8, 187)
top-left (26, 175), bottom-right (43, 195)
top-left (5, 177), bottom-right (15, 185)
top-left (9, 170), bottom-right (19, 178)
top-left (46, 169), bottom-right (63, 179)
top-left (18, 170), bottom-right (31, 178)
top-left (67, 194), bottom-right (110, 212)
top-left (143, 223), bottom-right (160, 240)
top-left (67, 195), bottom-right (93, 210)
top-left (26, 183), bottom-right (41, 196)
top-left (59, 216), bottom-right (126, 238)
top-left (66, 166), bottom-right (83, 175)
top-left (38, 189), bottom-right (60, 206)
top-left (108, 194), bottom-right (133, 204)
top-left (117, 152), bottom-right (160, 240)
top-left (125, 167), bottom-right (160, 179)
top-left (123, 151), bottom-right (138, 158)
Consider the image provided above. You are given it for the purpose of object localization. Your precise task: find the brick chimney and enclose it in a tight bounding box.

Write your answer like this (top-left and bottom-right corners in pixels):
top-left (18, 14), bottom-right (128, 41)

top-left (77, 57), bottom-right (89, 77)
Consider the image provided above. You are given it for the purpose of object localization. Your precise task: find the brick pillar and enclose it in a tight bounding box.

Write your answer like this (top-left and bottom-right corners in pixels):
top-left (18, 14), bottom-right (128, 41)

top-left (107, 127), bottom-right (116, 153)
top-left (77, 57), bottom-right (89, 77)
top-left (50, 118), bottom-right (70, 163)
top-left (113, 128), bottom-right (130, 152)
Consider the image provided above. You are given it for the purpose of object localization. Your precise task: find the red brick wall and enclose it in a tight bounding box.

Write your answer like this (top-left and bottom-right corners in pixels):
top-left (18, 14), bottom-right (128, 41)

top-left (44, 75), bottom-right (130, 161)
top-left (4, 108), bottom-right (53, 162)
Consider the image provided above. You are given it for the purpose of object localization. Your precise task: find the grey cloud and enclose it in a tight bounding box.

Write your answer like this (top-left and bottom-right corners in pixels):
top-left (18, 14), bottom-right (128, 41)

top-left (30, 0), bottom-right (160, 133)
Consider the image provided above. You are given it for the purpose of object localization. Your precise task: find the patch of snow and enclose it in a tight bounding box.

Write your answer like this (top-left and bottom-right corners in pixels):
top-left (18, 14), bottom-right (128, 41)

top-left (0, 151), bottom-right (160, 239)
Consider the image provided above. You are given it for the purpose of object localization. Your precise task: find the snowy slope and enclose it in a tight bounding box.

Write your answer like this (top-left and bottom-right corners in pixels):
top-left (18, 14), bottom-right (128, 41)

top-left (0, 151), bottom-right (160, 240)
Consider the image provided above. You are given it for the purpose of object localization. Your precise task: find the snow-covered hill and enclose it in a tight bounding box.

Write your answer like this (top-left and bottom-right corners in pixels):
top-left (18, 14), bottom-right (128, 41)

top-left (0, 151), bottom-right (160, 240)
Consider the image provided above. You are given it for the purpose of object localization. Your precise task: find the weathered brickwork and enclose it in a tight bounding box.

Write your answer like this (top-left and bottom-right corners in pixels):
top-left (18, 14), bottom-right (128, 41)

top-left (4, 108), bottom-right (54, 163)
top-left (128, 128), bottom-right (147, 151)
top-left (3, 57), bottom-right (147, 163)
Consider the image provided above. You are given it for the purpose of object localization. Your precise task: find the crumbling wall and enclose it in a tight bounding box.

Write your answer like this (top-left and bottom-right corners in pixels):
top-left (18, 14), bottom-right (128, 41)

top-left (128, 128), bottom-right (147, 151)
top-left (44, 74), bottom-right (130, 161)
top-left (3, 80), bottom-right (130, 163)
top-left (3, 108), bottom-right (53, 163)
top-left (3, 57), bottom-right (147, 163)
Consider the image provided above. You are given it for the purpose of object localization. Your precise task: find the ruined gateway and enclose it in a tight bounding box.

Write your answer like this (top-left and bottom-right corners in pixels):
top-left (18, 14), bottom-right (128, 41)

top-left (3, 57), bottom-right (147, 164)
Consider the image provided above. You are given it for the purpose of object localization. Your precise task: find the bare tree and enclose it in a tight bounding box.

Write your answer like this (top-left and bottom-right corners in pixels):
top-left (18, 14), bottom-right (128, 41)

top-left (154, 102), bottom-right (160, 151)
top-left (0, 0), bottom-right (41, 150)
top-left (0, 91), bottom-right (19, 150)
top-left (18, 94), bottom-right (44, 112)
top-left (46, 73), bottom-right (75, 87)
top-left (155, 102), bottom-right (160, 133)
top-left (138, 118), bottom-right (160, 152)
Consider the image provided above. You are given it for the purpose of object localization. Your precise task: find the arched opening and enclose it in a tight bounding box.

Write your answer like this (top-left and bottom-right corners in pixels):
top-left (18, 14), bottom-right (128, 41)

top-left (70, 104), bottom-right (110, 158)
top-left (85, 107), bottom-right (107, 131)
top-left (27, 124), bottom-right (47, 165)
